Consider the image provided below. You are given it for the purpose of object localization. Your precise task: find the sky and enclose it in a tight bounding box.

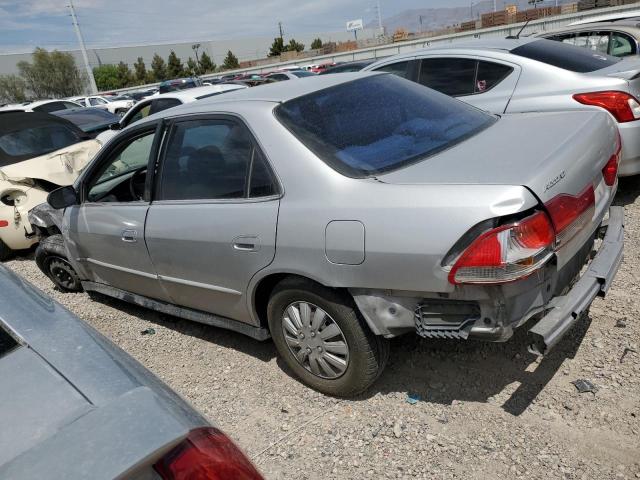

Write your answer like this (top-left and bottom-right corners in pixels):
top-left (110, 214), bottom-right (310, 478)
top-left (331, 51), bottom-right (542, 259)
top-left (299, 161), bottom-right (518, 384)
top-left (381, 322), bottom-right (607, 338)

top-left (0, 0), bottom-right (478, 54)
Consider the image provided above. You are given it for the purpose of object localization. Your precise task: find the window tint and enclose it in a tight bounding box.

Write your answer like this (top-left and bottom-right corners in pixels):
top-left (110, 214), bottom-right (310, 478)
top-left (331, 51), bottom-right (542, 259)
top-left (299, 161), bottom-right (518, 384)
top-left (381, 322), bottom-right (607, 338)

top-left (292, 70), bottom-right (316, 78)
top-left (511, 39), bottom-right (620, 72)
top-left (275, 75), bottom-right (496, 178)
top-left (475, 61), bottom-right (513, 93)
top-left (270, 74), bottom-right (290, 81)
top-left (575, 31), bottom-right (610, 54)
top-left (89, 97), bottom-right (107, 106)
top-left (126, 103), bottom-right (152, 126)
top-left (0, 124), bottom-right (79, 157)
top-left (159, 119), bottom-right (253, 201)
top-left (249, 149), bottom-right (277, 197)
top-left (611, 32), bottom-right (636, 57)
top-left (419, 58), bottom-right (477, 96)
top-left (149, 98), bottom-right (182, 115)
top-left (374, 61), bottom-right (410, 78)
top-left (87, 131), bottom-right (155, 202)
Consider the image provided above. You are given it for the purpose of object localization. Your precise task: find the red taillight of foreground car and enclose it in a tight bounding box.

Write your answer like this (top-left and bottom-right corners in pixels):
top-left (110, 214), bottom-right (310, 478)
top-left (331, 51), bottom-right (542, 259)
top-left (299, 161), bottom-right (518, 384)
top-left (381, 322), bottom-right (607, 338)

top-left (448, 211), bottom-right (555, 285)
top-left (545, 184), bottom-right (595, 247)
top-left (0, 220), bottom-right (8, 228)
top-left (602, 131), bottom-right (622, 187)
top-left (153, 428), bottom-right (264, 480)
top-left (573, 91), bottom-right (640, 123)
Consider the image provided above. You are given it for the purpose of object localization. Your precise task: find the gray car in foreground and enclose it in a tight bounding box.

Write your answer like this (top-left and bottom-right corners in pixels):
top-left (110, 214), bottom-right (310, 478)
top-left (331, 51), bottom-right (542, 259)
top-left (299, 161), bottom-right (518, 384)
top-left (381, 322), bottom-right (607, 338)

top-left (0, 265), bottom-right (262, 479)
top-left (36, 73), bottom-right (623, 397)
top-left (364, 38), bottom-right (640, 176)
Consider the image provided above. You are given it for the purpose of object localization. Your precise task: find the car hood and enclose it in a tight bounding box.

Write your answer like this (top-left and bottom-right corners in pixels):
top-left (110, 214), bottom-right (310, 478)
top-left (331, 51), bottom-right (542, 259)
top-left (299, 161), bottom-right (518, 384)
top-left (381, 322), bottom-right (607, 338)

top-left (0, 139), bottom-right (100, 187)
top-left (378, 110), bottom-right (617, 204)
top-left (0, 266), bottom-right (207, 477)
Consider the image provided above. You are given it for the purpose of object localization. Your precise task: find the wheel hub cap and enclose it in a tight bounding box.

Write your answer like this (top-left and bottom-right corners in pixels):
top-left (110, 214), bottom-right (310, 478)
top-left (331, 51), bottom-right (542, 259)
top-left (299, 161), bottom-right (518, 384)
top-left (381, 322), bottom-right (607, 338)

top-left (281, 301), bottom-right (349, 379)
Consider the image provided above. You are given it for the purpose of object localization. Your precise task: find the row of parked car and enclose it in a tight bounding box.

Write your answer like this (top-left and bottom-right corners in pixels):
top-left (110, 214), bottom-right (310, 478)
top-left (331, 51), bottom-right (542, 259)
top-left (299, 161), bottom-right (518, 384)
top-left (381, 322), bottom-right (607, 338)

top-left (0, 27), bottom-right (635, 477)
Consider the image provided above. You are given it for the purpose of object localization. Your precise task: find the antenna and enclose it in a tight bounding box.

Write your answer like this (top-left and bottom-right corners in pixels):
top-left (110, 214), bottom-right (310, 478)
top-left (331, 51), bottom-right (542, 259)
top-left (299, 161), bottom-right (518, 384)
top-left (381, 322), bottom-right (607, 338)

top-left (507, 19), bottom-right (531, 39)
top-left (68, 0), bottom-right (97, 94)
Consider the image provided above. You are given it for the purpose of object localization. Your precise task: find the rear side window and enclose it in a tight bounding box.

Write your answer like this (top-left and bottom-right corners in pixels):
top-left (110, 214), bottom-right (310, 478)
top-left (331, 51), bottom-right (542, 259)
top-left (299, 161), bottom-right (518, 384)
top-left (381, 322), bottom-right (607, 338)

top-left (611, 32), bottom-right (636, 57)
top-left (475, 61), bottom-right (513, 93)
top-left (374, 61), bottom-right (410, 78)
top-left (275, 75), bottom-right (496, 178)
top-left (511, 39), bottom-right (620, 72)
top-left (419, 58), bottom-right (477, 96)
top-left (0, 124), bottom-right (79, 157)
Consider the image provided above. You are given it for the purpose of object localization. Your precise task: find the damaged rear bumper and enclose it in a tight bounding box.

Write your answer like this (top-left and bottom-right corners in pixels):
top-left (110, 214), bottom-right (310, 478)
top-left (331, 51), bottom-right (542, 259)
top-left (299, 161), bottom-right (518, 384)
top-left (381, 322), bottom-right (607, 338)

top-left (527, 206), bottom-right (624, 356)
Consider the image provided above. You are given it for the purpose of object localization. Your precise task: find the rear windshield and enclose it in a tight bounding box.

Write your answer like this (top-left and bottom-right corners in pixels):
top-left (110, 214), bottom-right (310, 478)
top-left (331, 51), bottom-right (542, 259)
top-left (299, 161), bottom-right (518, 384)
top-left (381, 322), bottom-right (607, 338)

top-left (275, 75), bottom-right (496, 177)
top-left (511, 39), bottom-right (620, 73)
top-left (0, 124), bottom-right (80, 159)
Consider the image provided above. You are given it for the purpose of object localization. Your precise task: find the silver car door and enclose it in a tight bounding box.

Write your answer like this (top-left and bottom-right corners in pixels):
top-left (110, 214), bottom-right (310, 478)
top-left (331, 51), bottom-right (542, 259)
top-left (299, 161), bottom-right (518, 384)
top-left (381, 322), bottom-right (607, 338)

top-left (145, 116), bottom-right (280, 323)
top-left (417, 56), bottom-right (521, 114)
top-left (65, 122), bottom-right (171, 301)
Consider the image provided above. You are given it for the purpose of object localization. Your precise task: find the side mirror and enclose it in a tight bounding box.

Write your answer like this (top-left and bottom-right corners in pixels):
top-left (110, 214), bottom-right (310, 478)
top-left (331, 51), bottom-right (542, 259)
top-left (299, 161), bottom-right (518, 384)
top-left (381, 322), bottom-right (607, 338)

top-left (47, 186), bottom-right (78, 210)
top-left (109, 122), bottom-right (122, 131)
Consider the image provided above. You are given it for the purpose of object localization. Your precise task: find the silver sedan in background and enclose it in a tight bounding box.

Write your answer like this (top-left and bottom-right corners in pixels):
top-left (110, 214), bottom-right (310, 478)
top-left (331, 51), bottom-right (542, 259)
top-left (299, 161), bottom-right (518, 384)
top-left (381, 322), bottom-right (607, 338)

top-left (364, 38), bottom-right (640, 176)
top-left (37, 73), bottom-right (623, 397)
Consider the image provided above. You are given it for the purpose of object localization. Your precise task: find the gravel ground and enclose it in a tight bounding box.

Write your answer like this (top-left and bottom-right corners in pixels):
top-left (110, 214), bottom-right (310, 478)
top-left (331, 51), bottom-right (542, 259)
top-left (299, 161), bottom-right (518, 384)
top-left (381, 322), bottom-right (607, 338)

top-left (5, 177), bottom-right (640, 479)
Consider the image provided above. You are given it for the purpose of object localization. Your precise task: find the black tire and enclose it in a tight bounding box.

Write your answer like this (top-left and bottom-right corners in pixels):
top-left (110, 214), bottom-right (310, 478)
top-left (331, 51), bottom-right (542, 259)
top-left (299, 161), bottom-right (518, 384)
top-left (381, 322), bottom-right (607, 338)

top-left (35, 235), bottom-right (82, 292)
top-left (267, 277), bottom-right (389, 397)
top-left (0, 238), bottom-right (12, 262)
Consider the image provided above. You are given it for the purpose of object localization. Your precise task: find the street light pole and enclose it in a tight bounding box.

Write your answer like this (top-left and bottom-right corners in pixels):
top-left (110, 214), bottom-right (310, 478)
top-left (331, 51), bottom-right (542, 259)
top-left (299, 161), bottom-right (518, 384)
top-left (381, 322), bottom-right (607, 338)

top-left (68, 0), bottom-right (97, 94)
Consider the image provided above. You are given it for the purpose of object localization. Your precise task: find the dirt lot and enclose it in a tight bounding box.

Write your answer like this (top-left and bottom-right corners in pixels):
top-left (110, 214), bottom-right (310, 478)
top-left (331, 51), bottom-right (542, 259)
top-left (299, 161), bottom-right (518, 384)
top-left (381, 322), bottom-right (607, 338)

top-left (5, 177), bottom-right (640, 479)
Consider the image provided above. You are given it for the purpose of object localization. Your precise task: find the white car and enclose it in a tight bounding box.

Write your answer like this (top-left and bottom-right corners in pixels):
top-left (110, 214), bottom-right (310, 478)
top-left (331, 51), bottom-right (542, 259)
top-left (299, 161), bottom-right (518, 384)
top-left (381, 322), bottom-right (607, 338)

top-left (72, 95), bottom-right (135, 116)
top-left (96, 84), bottom-right (247, 144)
top-left (0, 99), bottom-right (82, 114)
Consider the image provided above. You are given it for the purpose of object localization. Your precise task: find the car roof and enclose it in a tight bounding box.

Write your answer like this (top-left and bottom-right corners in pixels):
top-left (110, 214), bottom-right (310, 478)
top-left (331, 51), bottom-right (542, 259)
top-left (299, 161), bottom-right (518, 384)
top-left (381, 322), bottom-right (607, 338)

top-left (542, 21), bottom-right (640, 34)
top-left (138, 72), bottom-right (384, 124)
top-left (139, 84), bottom-right (246, 103)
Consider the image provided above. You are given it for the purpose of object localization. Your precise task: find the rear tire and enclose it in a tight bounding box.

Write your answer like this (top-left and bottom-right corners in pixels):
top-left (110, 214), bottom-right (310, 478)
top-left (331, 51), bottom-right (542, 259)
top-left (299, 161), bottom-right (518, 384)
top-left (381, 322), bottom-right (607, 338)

top-left (35, 235), bottom-right (82, 292)
top-left (0, 239), bottom-right (12, 262)
top-left (267, 277), bottom-right (389, 397)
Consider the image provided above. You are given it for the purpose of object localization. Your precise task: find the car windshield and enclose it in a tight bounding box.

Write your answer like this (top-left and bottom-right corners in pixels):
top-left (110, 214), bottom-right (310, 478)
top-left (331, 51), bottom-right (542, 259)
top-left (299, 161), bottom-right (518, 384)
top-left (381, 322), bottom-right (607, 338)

top-left (53, 108), bottom-right (119, 133)
top-left (0, 124), bottom-right (80, 162)
top-left (511, 39), bottom-right (621, 73)
top-left (275, 75), bottom-right (496, 177)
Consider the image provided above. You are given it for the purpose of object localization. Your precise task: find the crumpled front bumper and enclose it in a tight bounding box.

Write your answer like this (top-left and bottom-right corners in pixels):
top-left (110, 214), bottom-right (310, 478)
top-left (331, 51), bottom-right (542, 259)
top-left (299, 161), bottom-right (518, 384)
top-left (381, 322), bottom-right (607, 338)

top-left (527, 206), bottom-right (624, 355)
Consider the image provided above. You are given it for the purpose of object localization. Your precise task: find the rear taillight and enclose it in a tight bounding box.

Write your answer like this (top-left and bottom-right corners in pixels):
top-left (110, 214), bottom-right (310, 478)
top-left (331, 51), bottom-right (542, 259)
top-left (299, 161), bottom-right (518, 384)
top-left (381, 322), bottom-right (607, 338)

top-left (544, 185), bottom-right (595, 248)
top-left (153, 428), bottom-right (264, 480)
top-left (573, 91), bottom-right (640, 123)
top-left (448, 211), bottom-right (555, 284)
top-left (602, 131), bottom-right (622, 187)
top-left (0, 221), bottom-right (7, 228)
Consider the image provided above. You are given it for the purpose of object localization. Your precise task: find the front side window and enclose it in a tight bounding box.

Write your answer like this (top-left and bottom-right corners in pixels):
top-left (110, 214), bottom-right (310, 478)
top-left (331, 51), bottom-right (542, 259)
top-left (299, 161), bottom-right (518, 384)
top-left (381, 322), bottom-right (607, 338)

top-left (511, 39), bottom-right (620, 73)
top-left (611, 32), bottom-right (636, 57)
top-left (158, 119), bottom-right (253, 201)
top-left (419, 58), bottom-right (477, 96)
top-left (374, 61), bottom-right (410, 79)
top-left (126, 103), bottom-right (152, 126)
top-left (149, 98), bottom-right (182, 115)
top-left (87, 131), bottom-right (155, 202)
top-left (276, 75), bottom-right (496, 178)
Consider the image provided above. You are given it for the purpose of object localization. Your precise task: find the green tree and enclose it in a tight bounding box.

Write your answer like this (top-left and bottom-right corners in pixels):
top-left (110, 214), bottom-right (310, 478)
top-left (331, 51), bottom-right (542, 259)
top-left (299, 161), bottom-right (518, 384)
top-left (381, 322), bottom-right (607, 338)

top-left (0, 75), bottom-right (27, 103)
top-left (116, 61), bottom-right (134, 88)
top-left (185, 57), bottom-right (198, 76)
top-left (167, 50), bottom-right (184, 79)
top-left (17, 48), bottom-right (84, 98)
top-left (150, 53), bottom-right (168, 81)
top-left (198, 51), bottom-right (216, 74)
top-left (269, 37), bottom-right (286, 57)
top-left (222, 50), bottom-right (240, 70)
top-left (92, 64), bottom-right (120, 91)
top-left (133, 57), bottom-right (148, 84)
top-left (311, 38), bottom-right (323, 50)
top-left (287, 39), bottom-right (305, 52)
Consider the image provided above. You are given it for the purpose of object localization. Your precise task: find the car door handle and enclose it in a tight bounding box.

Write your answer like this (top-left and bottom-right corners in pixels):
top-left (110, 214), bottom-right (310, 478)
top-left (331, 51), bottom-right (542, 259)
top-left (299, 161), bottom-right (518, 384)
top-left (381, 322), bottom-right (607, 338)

top-left (233, 236), bottom-right (259, 252)
top-left (121, 229), bottom-right (138, 243)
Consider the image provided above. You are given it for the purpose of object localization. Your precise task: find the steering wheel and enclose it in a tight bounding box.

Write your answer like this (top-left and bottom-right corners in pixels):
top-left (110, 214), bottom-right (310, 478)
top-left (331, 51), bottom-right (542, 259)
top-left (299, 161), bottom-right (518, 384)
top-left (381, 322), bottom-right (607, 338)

top-left (129, 169), bottom-right (147, 201)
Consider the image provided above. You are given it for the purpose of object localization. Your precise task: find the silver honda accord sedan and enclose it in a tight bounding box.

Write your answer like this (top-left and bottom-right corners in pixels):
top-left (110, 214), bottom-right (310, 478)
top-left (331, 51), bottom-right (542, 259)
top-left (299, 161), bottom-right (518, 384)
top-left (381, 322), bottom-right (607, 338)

top-left (0, 265), bottom-right (263, 479)
top-left (364, 37), bottom-right (640, 176)
top-left (35, 73), bottom-right (624, 397)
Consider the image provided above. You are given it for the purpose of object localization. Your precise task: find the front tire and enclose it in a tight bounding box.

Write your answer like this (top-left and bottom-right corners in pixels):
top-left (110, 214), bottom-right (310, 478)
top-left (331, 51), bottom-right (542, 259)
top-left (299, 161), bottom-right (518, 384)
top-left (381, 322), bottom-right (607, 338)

top-left (35, 235), bottom-right (82, 292)
top-left (267, 278), bottom-right (389, 397)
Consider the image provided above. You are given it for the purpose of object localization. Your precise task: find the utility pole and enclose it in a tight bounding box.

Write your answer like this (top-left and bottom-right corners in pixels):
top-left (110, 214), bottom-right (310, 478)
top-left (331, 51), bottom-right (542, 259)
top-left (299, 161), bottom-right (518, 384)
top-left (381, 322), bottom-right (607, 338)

top-left (68, 0), bottom-right (97, 94)
top-left (376, 0), bottom-right (383, 34)
top-left (493, 0), bottom-right (497, 12)
top-left (278, 22), bottom-right (284, 42)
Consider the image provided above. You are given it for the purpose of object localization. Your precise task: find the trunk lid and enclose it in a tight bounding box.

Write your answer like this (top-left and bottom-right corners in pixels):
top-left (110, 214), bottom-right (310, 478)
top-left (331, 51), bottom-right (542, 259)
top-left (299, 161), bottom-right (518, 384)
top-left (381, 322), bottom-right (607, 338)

top-left (378, 110), bottom-right (617, 204)
top-left (588, 57), bottom-right (640, 98)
